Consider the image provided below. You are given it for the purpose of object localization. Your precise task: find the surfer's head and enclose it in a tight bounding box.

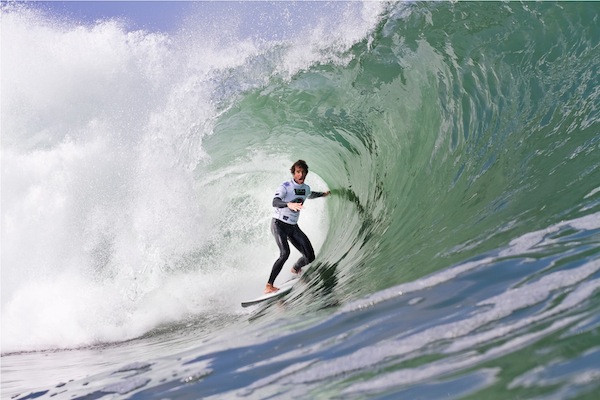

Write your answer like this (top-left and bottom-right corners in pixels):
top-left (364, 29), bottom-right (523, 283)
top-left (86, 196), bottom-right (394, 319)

top-left (291, 159), bottom-right (308, 184)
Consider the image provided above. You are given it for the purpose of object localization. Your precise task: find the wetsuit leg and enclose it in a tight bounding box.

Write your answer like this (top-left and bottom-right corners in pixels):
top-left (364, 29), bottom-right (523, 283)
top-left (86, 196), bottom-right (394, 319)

top-left (268, 219), bottom-right (291, 285)
top-left (288, 225), bottom-right (315, 272)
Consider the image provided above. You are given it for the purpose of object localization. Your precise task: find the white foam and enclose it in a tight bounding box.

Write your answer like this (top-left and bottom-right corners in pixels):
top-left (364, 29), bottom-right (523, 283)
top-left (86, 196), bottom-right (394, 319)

top-left (584, 186), bottom-right (600, 199)
top-left (1, 5), bottom-right (338, 352)
top-left (499, 211), bottom-right (600, 257)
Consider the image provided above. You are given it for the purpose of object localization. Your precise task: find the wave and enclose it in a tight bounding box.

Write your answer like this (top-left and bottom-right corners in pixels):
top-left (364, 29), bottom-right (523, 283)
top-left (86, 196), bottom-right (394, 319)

top-left (2, 0), bottom-right (599, 365)
top-left (2, 1), bottom-right (600, 399)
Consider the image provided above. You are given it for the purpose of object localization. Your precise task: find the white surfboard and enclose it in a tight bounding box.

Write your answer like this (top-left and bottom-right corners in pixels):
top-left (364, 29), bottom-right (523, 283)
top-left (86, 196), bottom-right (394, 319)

top-left (241, 277), bottom-right (300, 308)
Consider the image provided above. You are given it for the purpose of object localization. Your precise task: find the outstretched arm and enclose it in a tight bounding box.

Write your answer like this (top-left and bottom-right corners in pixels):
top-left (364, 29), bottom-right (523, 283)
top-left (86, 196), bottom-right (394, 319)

top-left (308, 191), bottom-right (331, 199)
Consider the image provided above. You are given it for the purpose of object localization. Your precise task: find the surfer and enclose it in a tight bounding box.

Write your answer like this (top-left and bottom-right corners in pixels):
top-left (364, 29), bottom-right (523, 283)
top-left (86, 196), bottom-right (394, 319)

top-left (265, 160), bottom-right (330, 294)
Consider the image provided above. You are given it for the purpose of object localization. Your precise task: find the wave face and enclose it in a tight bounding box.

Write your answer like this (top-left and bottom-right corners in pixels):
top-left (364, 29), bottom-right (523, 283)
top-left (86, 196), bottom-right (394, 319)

top-left (2, 2), bottom-right (600, 399)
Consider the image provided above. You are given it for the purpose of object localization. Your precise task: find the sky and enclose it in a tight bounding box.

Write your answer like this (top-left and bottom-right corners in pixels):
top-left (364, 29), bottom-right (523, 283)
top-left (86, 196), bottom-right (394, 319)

top-left (24, 1), bottom-right (211, 33)
top-left (18, 1), bottom-right (354, 37)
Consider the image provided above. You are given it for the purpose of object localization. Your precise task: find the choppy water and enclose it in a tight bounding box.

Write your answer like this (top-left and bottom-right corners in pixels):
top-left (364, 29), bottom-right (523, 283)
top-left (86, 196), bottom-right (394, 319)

top-left (2, 2), bottom-right (599, 399)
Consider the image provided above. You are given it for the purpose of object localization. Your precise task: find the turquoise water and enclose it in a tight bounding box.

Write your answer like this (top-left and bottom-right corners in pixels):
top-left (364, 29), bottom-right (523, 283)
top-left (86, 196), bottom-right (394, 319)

top-left (2, 2), bottom-right (599, 399)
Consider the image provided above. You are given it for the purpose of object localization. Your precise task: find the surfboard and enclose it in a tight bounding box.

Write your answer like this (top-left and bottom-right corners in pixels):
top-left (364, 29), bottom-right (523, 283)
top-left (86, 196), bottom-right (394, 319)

top-left (241, 277), bottom-right (299, 308)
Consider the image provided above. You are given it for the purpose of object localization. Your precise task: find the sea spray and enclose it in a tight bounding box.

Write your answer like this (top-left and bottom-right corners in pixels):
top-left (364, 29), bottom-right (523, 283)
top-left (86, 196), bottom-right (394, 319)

top-left (1, 1), bottom-right (379, 353)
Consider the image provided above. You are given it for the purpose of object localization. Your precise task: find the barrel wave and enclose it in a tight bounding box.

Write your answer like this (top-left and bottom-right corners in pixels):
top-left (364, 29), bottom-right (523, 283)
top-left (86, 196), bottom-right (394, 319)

top-left (2, 2), bottom-right (600, 399)
top-left (209, 2), bottom-right (599, 300)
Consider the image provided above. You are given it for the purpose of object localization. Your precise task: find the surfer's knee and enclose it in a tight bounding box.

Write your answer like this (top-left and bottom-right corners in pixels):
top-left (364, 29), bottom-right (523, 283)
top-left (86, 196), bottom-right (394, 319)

top-left (298, 253), bottom-right (314, 267)
top-left (279, 248), bottom-right (291, 260)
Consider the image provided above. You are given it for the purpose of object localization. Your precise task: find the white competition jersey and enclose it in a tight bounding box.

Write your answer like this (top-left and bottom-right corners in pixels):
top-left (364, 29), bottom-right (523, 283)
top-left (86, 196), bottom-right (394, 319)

top-left (273, 179), bottom-right (312, 225)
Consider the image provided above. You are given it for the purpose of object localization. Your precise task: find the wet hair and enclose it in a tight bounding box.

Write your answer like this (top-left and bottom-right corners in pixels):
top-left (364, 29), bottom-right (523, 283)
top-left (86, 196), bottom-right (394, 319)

top-left (290, 159), bottom-right (309, 174)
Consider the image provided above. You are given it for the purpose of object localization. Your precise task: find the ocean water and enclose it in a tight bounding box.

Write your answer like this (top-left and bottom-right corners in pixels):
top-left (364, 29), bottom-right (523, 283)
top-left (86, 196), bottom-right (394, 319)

top-left (2, 1), bottom-right (600, 399)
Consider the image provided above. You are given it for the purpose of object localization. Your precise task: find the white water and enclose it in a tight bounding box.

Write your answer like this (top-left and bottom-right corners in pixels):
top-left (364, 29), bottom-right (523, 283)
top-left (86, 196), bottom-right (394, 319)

top-left (0, 2), bottom-right (385, 352)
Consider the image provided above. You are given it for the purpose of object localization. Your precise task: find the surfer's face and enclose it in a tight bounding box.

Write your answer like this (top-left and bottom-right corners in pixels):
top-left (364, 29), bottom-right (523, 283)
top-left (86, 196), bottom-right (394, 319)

top-left (293, 166), bottom-right (307, 184)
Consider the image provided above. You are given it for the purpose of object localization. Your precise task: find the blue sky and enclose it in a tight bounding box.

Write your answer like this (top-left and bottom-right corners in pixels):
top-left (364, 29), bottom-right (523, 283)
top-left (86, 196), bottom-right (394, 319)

top-left (27, 1), bottom-right (207, 32)
top-left (22, 1), bottom-right (357, 37)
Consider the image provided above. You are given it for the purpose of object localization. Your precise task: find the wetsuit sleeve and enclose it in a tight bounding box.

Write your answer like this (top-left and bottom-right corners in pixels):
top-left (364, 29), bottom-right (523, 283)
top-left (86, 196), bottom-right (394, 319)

top-left (308, 191), bottom-right (326, 199)
top-left (272, 197), bottom-right (288, 208)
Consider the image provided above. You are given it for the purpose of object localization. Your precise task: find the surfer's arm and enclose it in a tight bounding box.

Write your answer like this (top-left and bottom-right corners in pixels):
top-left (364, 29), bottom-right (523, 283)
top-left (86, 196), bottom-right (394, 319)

top-left (272, 197), bottom-right (288, 208)
top-left (273, 196), bottom-right (304, 212)
top-left (308, 191), bottom-right (331, 199)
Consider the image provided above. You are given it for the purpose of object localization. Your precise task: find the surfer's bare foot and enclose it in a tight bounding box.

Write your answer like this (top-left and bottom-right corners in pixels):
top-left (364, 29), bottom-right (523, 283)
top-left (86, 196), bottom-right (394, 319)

top-left (264, 283), bottom-right (279, 294)
top-left (291, 267), bottom-right (302, 275)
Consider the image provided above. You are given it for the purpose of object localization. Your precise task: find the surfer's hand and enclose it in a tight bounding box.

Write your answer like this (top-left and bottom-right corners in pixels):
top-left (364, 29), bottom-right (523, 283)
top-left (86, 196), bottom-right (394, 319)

top-left (288, 202), bottom-right (303, 211)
